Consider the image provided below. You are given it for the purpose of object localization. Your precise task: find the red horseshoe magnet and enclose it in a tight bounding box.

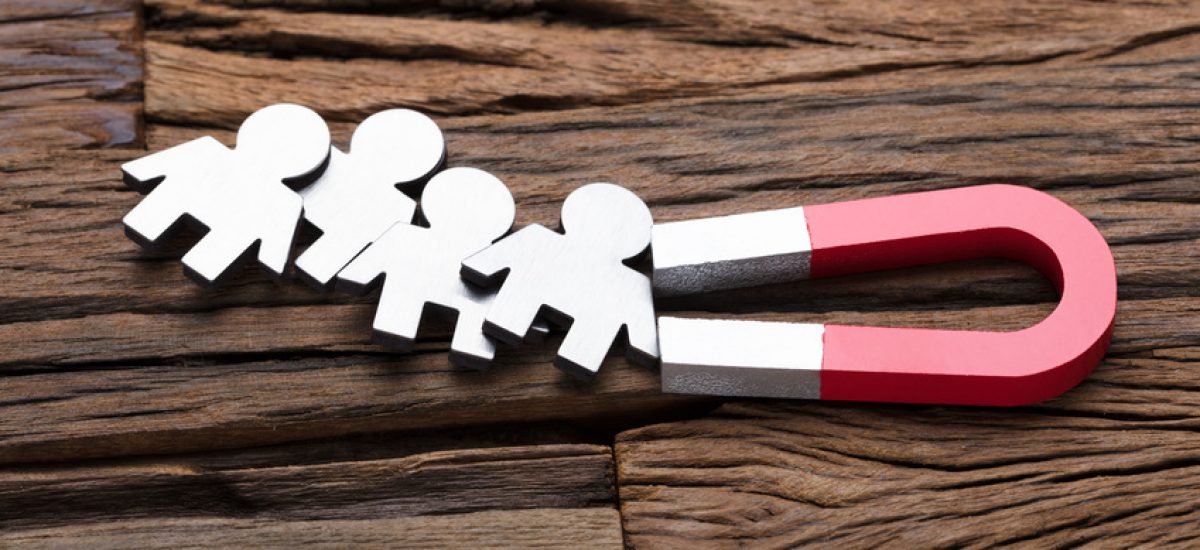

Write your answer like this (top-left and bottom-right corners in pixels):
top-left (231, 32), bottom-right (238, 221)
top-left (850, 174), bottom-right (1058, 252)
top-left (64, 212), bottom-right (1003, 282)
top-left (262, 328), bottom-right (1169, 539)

top-left (652, 184), bottom-right (1117, 406)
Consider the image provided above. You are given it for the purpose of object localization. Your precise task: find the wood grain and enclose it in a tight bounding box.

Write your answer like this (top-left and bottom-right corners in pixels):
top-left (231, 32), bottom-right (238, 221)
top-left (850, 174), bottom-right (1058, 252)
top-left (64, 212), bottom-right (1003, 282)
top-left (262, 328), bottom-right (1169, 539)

top-left (0, 426), bottom-right (622, 547)
top-left (0, 0), bottom-right (142, 153)
top-left (140, 0), bottom-right (1200, 124)
top-left (2, 0), bottom-right (1199, 546)
top-left (3, 510), bottom-right (623, 549)
top-left (617, 399), bottom-right (1200, 548)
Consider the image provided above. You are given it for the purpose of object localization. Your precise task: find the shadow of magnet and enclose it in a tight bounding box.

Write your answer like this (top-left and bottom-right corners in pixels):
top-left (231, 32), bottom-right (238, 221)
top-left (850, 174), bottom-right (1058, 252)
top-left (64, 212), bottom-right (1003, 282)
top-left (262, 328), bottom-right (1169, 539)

top-left (651, 184), bottom-right (1117, 406)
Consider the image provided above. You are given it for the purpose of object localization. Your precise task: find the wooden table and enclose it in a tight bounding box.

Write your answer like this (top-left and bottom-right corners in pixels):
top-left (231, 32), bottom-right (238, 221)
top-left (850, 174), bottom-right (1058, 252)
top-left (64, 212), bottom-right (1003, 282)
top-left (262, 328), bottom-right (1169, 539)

top-left (3, 0), bottom-right (1198, 547)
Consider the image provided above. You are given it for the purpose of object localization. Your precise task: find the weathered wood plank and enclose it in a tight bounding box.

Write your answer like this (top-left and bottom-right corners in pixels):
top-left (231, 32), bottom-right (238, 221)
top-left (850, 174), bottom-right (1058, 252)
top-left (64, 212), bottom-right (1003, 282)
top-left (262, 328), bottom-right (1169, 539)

top-left (2, 510), bottom-right (624, 549)
top-left (1, 0), bottom-right (133, 20)
top-left (0, 299), bottom-right (1193, 465)
top-left (2, 445), bottom-right (614, 529)
top-left (9, 71), bottom-right (1200, 327)
top-left (0, 349), bottom-right (690, 465)
top-left (140, 0), bottom-right (1200, 124)
top-left (616, 396), bottom-right (1200, 548)
top-left (0, 1), bottom-right (142, 153)
top-left (0, 426), bottom-right (622, 547)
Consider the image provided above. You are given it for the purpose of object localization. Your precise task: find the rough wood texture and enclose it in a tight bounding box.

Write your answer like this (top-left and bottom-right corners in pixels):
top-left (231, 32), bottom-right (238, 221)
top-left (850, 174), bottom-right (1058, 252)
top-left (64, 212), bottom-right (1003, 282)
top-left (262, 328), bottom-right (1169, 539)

top-left (617, 399), bottom-right (1200, 548)
top-left (0, 0), bottom-right (142, 153)
top-left (140, 0), bottom-right (1200, 124)
top-left (2, 0), bottom-right (1198, 546)
top-left (1, 426), bottom-right (623, 548)
top-left (4, 511), bottom-right (624, 549)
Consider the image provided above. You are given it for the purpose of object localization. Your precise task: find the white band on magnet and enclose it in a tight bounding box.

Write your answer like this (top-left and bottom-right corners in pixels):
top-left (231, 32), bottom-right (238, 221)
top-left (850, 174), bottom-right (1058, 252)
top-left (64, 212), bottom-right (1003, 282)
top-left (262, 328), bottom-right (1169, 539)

top-left (651, 206), bottom-right (812, 296)
top-left (658, 316), bottom-right (824, 399)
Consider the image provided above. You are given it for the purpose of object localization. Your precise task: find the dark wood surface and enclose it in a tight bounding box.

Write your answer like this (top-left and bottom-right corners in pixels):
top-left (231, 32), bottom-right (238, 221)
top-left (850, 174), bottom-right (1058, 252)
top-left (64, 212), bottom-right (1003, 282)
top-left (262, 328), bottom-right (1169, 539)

top-left (1, 0), bottom-right (1198, 547)
top-left (0, 0), bottom-right (141, 153)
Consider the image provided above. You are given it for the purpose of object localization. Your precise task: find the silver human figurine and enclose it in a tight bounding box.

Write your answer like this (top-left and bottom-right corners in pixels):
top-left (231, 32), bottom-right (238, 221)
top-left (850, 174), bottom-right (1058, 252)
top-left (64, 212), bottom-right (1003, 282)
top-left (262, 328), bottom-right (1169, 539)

top-left (462, 183), bottom-right (659, 379)
top-left (337, 167), bottom-right (540, 369)
top-left (296, 109), bottom-right (445, 290)
top-left (122, 103), bottom-right (331, 287)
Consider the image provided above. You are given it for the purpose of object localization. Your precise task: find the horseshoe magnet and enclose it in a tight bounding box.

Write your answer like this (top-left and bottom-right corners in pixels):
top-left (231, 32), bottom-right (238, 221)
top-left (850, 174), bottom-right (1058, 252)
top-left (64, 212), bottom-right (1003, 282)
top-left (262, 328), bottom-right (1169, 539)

top-left (652, 184), bottom-right (1117, 406)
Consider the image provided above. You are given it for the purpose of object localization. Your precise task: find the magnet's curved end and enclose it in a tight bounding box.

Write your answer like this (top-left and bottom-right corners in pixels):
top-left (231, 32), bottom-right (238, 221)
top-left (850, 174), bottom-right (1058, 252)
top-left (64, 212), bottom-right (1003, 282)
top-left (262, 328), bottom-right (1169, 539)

top-left (808, 184), bottom-right (1117, 405)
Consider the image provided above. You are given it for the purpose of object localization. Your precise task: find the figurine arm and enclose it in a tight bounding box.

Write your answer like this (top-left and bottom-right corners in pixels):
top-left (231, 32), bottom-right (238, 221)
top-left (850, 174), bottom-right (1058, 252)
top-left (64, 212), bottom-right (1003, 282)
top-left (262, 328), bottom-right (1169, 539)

top-left (460, 225), bottom-right (550, 287)
top-left (122, 137), bottom-right (226, 247)
top-left (121, 136), bottom-right (226, 193)
top-left (336, 224), bottom-right (422, 295)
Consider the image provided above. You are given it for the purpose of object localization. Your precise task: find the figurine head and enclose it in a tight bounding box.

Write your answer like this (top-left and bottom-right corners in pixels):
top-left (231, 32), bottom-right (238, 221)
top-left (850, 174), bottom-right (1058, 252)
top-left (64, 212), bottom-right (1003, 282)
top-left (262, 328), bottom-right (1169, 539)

top-left (235, 103), bottom-right (331, 183)
top-left (561, 183), bottom-right (652, 259)
top-left (349, 109), bottom-right (446, 186)
top-left (421, 167), bottom-right (515, 242)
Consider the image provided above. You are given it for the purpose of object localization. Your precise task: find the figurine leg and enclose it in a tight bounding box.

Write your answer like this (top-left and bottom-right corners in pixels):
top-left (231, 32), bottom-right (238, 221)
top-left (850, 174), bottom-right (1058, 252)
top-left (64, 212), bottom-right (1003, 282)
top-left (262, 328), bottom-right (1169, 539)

top-left (122, 185), bottom-right (189, 247)
top-left (372, 285), bottom-right (425, 352)
top-left (181, 229), bottom-right (254, 288)
top-left (448, 308), bottom-right (496, 371)
top-left (482, 289), bottom-right (542, 347)
top-left (554, 321), bottom-right (616, 380)
top-left (296, 231), bottom-right (362, 290)
top-left (255, 201), bottom-right (304, 282)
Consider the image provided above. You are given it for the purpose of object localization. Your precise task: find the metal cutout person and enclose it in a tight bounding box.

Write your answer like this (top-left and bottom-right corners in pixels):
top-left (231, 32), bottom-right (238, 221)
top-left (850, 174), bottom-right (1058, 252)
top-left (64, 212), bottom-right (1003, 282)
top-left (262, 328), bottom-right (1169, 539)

top-left (337, 167), bottom-right (527, 369)
top-left (296, 109), bottom-right (445, 290)
top-left (122, 103), bottom-right (331, 287)
top-left (462, 183), bottom-right (659, 379)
